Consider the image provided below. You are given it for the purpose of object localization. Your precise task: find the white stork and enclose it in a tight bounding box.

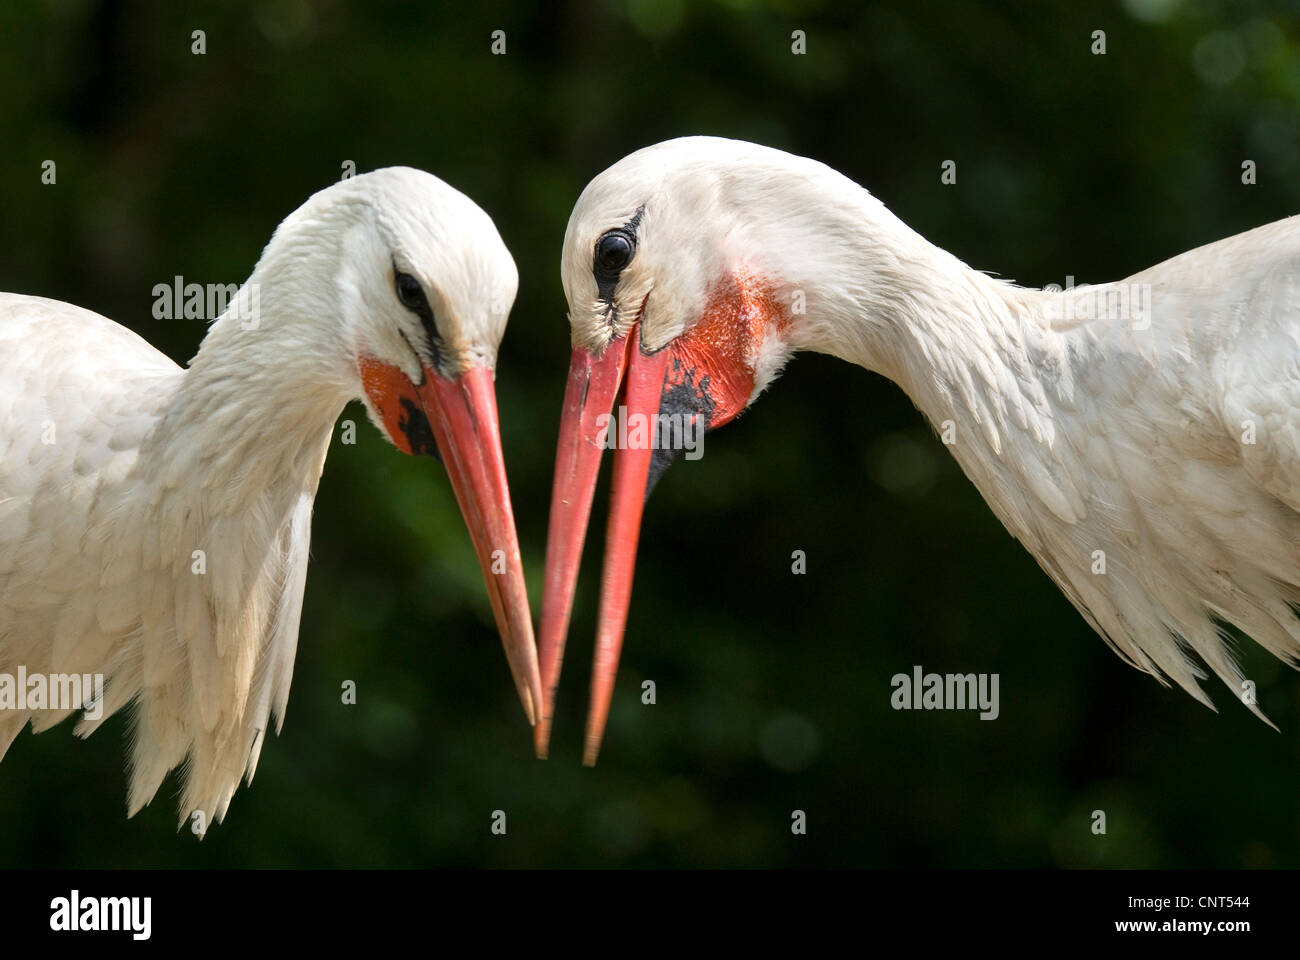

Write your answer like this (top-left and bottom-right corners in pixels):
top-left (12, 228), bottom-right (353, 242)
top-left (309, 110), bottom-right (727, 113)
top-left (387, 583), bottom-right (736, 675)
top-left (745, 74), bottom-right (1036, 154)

top-left (0, 167), bottom-right (543, 826)
top-left (535, 135), bottom-right (1300, 764)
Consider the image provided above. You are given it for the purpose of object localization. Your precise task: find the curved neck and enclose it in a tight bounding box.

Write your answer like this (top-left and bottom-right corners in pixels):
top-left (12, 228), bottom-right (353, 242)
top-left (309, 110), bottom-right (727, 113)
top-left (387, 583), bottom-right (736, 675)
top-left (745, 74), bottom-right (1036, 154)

top-left (774, 177), bottom-right (1048, 452)
top-left (143, 233), bottom-right (357, 511)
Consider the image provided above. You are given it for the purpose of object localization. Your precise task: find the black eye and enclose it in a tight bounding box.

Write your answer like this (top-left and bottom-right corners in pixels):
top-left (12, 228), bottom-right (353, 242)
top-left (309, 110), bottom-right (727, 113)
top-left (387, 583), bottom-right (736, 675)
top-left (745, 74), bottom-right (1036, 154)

top-left (594, 231), bottom-right (634, 275)
top-left (393, 267), bottom-right (440, 364)
top-left (395, 271), bottom-right (426, 311)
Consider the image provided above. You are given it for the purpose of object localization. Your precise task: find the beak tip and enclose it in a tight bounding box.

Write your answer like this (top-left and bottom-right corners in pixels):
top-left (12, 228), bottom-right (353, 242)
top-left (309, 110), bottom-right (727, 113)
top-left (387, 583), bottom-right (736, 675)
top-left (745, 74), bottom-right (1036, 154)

top-left (518, 681), bottom-right (538, 727)
top-left (426, 364), bottom-right (542, 737)
top-left (533, 718), bottom-right (552, 758)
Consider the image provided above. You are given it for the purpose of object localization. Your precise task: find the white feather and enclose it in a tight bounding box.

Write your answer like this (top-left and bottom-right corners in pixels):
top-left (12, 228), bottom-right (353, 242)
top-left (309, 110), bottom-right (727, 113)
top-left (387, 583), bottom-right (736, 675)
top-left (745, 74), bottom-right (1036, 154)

top-left (565, 137), bottom-right (1300, 717)
top-left (0, 167), bottom-right (518, 826)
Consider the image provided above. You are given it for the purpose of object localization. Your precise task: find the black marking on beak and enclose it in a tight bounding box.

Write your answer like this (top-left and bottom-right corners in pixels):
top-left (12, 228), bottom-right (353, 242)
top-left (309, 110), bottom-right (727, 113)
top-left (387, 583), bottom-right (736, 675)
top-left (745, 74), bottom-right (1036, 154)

top-left (645, 359), bottom-right (715, 500)
top-left (398, 396), bottom-right (441, 460)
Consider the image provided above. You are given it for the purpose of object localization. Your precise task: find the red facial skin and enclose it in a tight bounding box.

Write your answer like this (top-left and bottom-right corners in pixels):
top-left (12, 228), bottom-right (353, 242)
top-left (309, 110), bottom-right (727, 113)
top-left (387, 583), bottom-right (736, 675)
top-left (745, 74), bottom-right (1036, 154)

top-left (359, 356), bottom-right (432, 455)
top-left (669, 271), bottom-right (790, 430)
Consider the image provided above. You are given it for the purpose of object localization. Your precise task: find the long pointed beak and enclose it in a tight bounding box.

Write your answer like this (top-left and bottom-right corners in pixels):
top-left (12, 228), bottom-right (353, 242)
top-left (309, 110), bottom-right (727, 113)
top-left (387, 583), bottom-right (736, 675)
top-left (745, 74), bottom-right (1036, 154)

top-left (584, 340), bottom-right (671, 764)
top-left (420, 365), bottom-right (543, 727)
top-left (535, 337), bottom-right (632, 756)
top-left (535, 329), bottom-right (678, 763)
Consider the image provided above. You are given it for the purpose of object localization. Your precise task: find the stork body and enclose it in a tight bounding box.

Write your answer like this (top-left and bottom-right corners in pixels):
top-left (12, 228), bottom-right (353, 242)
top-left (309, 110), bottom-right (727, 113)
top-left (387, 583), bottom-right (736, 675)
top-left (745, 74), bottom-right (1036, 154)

top-left (0, 292), bottom-right (325, 824)
top-left (539, 136), bottom-right (1300, 761)
top-left (0, 168), bottom-right (542, 825)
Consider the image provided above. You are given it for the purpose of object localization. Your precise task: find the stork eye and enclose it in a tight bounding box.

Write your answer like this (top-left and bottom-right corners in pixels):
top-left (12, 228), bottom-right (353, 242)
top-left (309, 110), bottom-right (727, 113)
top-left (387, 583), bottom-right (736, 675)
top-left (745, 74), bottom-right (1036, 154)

top-left (594, 231), bottom-right (635, 274)
top-left (395, 271), bottom-right (427, 312)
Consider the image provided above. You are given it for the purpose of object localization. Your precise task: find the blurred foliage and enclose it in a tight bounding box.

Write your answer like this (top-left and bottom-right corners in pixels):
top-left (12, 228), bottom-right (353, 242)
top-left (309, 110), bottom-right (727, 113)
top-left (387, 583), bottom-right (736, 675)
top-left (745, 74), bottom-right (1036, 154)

top-left (1, 0), bottom-right (1299, 868)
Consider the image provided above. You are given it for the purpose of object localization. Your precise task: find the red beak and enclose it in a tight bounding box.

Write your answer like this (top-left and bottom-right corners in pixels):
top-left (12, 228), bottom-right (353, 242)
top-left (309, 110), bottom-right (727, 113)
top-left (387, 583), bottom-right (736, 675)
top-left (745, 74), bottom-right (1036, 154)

top-left (534, 332), bottom-right (674, 763)
top-left (421, 367), bottom-right (543, 726)
top-left (536, 272), bottom-right (777, 762)
top-left (361, 357), bottom-right (543, 726)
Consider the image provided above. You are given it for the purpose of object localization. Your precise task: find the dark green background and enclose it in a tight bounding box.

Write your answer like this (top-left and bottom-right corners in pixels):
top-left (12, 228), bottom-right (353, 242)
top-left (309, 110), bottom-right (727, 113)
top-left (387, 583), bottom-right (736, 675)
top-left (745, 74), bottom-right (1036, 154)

top-left (1, 0), bottom-right (1297, 868)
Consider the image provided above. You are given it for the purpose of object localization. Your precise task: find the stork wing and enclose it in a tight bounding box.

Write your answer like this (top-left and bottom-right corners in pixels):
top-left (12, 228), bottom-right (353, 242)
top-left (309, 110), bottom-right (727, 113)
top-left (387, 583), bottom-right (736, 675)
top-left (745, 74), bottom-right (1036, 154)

top-left (1015, 217), bottom-right (1300, 711)
top-left (0, 294), bottom-right (311, 826)
top-left (0, 294), bottom-right (181, 753)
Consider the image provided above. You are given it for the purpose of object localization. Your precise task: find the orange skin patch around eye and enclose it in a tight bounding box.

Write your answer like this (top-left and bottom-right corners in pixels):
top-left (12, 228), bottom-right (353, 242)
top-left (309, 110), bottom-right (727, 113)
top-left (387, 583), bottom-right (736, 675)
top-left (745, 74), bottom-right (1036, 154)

top-left (667, 272), bottom-right (789, 428)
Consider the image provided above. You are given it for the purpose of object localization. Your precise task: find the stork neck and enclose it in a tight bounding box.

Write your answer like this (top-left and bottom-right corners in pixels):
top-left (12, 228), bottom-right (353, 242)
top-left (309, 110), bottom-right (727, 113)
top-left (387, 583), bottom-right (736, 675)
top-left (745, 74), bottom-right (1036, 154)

top-left (146, 255), bottom-right (353, 508)
top-left (786, 183), bottom-right (1044, 444)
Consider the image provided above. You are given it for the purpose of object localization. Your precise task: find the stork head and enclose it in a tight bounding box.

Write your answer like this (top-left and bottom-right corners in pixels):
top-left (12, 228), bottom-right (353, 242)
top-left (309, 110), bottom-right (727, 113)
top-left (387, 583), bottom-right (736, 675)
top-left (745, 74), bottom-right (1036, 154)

top-left (539, 138), bottom-right (820, 762)
top-left (268, 167), bottom-right (541, 725)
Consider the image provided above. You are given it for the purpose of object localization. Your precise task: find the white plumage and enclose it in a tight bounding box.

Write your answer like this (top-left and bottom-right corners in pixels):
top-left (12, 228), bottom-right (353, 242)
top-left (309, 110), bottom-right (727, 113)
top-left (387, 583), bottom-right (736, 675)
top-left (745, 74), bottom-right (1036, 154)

top-left (538, 136), bottom-right (1300, 761)
top-left (0, 168), bottom-right (540, 826)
